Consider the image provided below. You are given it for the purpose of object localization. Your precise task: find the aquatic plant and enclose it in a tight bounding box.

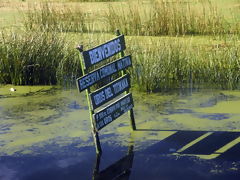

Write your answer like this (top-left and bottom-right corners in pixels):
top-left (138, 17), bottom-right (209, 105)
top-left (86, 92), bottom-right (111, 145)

top-left (1, 30), bottom-right (240, 91)
top-left (127, 37), bottom-right (240, 92)
top-left (22, 0), bottom-right (240, 36)
top-left (24, 2), bottom-right (88, 33)
top-left (67, 0), bottom-right (121, 1)
top-left (105, 0), bottom-right (239, 36)
top-left (0, 30), bottom-right (81, 85)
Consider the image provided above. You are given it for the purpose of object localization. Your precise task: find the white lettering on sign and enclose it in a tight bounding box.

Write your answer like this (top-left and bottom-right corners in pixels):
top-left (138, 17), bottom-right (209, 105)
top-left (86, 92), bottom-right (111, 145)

top-left (89, 39), bottom-right (122, 65)
top-left (104, 87), bottom-right (113, 99)
top-left (91, 75), bottom-right (129, 108)
top-left (78, 56), bottom-right (131, 92)
top-left (79, 71), bottom-right (100, 90)
top-left (93, 91), bottom-right (106, 106)
top-left (117, 57), bottom-right (131, 70)
top-left (94, 94), bottom-right (133, 130)
top-left (99, 63), bottom-right (117, 79)
top-left (103, 115), bottom-right (113, 125)
top-left (113, 78), bottom-right (129, 94)
top-left (120, 96), bottom-right (130, 106)
top-left (96, 120), bottom-right (104, 130)
top-left (92, 87), bottom-right (114, 106)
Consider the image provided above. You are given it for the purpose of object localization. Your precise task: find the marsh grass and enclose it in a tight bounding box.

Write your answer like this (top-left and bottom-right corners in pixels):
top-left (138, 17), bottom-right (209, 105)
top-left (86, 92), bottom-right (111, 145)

top-left (127, 37), bottom-right (240, 92)
top-left (1, 29), bottom-right (240, 91)
top-left (2, 0), bottom-right (240, 92)
top-left (24, 2), bottom-right (89, 33)
top-left (105, 0), bottom-right (240, 36)
top-left (0, 30), bottom-right (81, 85)
top-left (66, 0), bottom-right (120, 1)
top-left (23, 0), bottom-right (240, 36)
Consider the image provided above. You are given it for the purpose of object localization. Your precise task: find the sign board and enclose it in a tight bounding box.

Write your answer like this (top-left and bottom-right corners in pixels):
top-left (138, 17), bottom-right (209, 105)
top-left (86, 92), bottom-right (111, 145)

top-left (90, 74), bottom-right (130, 110)
top-left (82, 35), bottom-right (126, 69)
top-left (94, 93), bottom-right (134, 131)
top-left (76, 31), bottom-right (136, 153)
top-left (77, 55), bottom-right (132, 92)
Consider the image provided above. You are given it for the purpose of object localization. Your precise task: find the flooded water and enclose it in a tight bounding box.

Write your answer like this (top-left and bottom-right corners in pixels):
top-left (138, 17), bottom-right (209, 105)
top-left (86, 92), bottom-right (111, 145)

top-left (0, 85), bottom-right (240, 180)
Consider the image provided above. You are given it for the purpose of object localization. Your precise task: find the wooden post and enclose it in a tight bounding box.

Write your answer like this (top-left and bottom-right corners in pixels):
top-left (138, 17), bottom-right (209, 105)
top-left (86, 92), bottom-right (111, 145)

top-left (93, 152), bottom-right (101, 180)
top-left (116, 30), bottom-right (136, 130)
top-left (77, 45), bottom-right (102, 154)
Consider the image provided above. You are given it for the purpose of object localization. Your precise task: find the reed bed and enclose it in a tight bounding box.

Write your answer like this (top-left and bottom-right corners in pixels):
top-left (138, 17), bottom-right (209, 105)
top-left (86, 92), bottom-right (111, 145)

top-left (24, 2), bottom-right (88, 33)
top-left (2, 0), bottom-right (240, 92)
top-left (67, 0), bottom-right (120, 1)
top-left (23, 0), bottom-right (240, 36)
top-left (0, 30), bottom-right (81, 85)
top-left (1, 29), bottom-right (240, 91)
top-left (105, 0), bottom-right (240, 36)
top-left (127, 37), bottom-right (240, 92)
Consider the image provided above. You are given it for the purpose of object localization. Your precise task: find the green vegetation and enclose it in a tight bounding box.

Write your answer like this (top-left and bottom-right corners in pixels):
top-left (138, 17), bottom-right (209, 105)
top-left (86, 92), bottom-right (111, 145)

top-left (128, 37), bottom-right (240, 92)
top-left (0, 0), bottom-right (240, 92)
top-left (0, 30), bottom-right (81, 85)
top-left (24, 2), bottom-right (88, 32)
top-left (67, 0), bottom-right (121, 2)
top-left (22, 0), bottom-right (240, 36)
top-left (106, 0), bottom-right (240, 36)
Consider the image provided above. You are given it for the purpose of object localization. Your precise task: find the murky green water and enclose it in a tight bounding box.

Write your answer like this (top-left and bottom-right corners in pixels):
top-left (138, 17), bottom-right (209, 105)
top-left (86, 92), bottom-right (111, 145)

top-left (0, 85), bottom-right (240, 179)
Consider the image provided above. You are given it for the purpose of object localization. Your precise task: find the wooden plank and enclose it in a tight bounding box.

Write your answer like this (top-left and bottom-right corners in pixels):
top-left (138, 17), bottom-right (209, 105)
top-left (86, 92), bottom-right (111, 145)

top-left (82, 35), bottom-right (126, 69)
top-left (90, 74), bottom-right (131, 110)
top-left (76, 55), bottom-right (132, 92)
top-left (94, 93), bottom-right (134, 131)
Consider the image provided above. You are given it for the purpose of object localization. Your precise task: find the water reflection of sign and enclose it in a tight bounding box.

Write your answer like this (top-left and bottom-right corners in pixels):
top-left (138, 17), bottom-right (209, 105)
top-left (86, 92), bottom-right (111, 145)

top-left (96, 154), bottom-right (133, 179)
top-left (82, 35), bottom-right (126, 69)
top-left (93, 145), bottom-right (134, 180)
top-left (77, 55), bottom-right (132, 92)
top-left (94, 93), bottom-right (134, 131)
top-left (90, 74), bottom-right (130, 109)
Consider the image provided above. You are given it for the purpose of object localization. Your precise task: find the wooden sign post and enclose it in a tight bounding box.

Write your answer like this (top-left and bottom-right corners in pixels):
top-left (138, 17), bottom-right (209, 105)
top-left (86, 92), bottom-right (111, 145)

top-left (76, 30), bottom-right (136, 154)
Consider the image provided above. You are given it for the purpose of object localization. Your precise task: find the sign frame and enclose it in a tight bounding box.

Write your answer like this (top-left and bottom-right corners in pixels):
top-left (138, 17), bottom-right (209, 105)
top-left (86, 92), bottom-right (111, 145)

top-left (76, 30), bottom-right (136, 154)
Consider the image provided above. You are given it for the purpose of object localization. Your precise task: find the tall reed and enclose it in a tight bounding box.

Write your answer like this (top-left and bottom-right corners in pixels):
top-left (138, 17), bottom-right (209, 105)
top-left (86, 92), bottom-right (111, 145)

top-left (0, 30), bottom-right (81, 85)
top-left (105, 0), bottom-right (239, 36)
top-left (1, 30), bottom-right (240, 90)
top-left (24, 2), bottom-right (88, 33)
top-left (127, 37), bottom-right (240, 92)
top-left (67, 0), bottom-right (120, 1)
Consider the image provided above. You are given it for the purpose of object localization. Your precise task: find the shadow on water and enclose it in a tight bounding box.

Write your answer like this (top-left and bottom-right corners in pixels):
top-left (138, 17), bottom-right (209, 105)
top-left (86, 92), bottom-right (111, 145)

top-left (141, 129), bottom-right (240, 160)
top-left (128, 129), bottom-right (240, 180)
top-left (1, 130), bottom-right (240, 180)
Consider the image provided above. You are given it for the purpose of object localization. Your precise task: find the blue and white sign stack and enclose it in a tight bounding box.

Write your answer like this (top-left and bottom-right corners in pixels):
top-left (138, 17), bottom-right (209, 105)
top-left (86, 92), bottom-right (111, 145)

top-left (76, 31), bottom-right (136, 153)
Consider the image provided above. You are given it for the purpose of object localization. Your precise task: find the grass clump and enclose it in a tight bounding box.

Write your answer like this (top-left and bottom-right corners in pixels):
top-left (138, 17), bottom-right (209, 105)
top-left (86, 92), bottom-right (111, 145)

top-left (0, 30), bottom-right (81, 85)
